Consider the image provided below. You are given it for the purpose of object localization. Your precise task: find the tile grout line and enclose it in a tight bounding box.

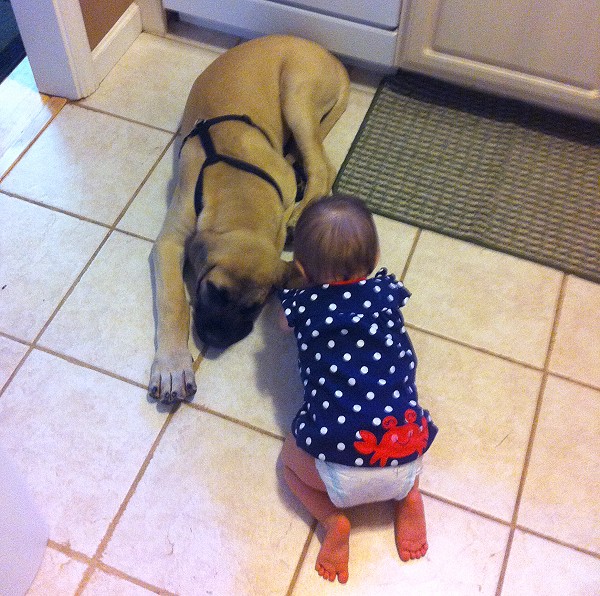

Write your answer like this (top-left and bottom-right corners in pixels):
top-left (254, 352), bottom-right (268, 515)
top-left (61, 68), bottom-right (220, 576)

top-left (80, 564), bottom-right (176, 595)
top-left (25, 345), bottom-right (148, 390)
top-left (405, 318), bottom-right (599, 394)
top-left (0, 336), bottom-right (286, 444)
top-left (71, 100), bottom-right (179, 136)
top-left (6, 277), bottom-right (598, 404)
top-left (0, 189), bottom-right (159, 245)
top-left (107, 133), bottom-right (177, 233)
top-left (420, 487), bottom-right (600, 560)
top-left (46, 539), bottom-right (93, 565)
top-left (0, 98), bottom-right (67, 184)
top-left (0, 228), bottom-right (113, 401)
top-left (286, 520), bottom-right (318, 596)
top-left (0, 127), bottom-right (175, 402)
top-left (44, 540), bottom-right (175, 594)
top-left (400, 228), bottom-right (422, 282)
top-left (494, 273), bottom-right (568, 596)
top-left (513, 525), bottom-right (600, 560)
top-left (186, 401), bottom-right (287, 442)
top-left (406, 322), bottom-right (547, 376)
top-left (75, 405), bottom-right (181, 595)
top-left (420, 490), bottom-right (513, 528)
top-left (0, 189), bottom-right (115, 227)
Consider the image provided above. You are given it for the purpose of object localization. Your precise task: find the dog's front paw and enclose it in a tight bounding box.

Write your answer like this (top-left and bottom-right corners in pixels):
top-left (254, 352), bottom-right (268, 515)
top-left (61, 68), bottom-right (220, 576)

top-left (148, 352), bottom-right (197, 404)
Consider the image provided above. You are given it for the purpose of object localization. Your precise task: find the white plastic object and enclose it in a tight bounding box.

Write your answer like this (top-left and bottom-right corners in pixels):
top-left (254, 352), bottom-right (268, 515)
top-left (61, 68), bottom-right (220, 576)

top-left (0, 446), bottom-right (48, 596)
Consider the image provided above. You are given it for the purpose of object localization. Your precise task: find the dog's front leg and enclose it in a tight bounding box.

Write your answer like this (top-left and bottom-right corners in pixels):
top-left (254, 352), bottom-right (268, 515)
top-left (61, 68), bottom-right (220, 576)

top-left (281, 102), bottom-right (336, 230)
top-left (148, 232), bottom-right (197, 404)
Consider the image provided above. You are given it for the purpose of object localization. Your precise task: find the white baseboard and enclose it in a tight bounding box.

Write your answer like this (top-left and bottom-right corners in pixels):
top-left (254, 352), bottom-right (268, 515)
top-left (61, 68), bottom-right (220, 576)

top-left (92, 3), bottom-right (143, 86)
top-left (136, 0), bottom-right (167, 35)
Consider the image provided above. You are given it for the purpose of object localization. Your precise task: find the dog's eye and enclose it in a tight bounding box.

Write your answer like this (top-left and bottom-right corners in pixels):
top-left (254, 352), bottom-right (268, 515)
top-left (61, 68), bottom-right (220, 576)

top-left (205, 281), bottom-right (229, 306)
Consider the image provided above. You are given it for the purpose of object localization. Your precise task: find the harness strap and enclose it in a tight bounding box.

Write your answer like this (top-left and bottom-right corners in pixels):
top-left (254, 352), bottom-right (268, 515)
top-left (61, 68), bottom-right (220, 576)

top-left (181, 115), bottom-right (285, 216)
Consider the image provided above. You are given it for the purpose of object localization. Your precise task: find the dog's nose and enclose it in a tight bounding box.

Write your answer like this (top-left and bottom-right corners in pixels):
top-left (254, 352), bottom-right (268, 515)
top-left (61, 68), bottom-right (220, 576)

top-left (200, 331), bottom-right (236, 349)
top-left (196, 320), bottom-right (253, 349)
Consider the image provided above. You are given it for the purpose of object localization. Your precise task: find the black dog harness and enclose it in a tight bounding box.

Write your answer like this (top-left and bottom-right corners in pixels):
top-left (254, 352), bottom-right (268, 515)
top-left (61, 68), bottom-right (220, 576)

top-left (180, 114), bottom-right (306, 217)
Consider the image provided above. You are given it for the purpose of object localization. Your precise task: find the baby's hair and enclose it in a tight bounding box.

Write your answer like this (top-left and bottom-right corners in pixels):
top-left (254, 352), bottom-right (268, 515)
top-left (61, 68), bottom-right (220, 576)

top-left (293, 194), bottom-right (379, 284)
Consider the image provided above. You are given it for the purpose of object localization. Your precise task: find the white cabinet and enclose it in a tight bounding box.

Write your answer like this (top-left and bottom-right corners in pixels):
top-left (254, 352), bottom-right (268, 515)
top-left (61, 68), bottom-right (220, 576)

top-left (163, 0), bottom-right (402, 69)
top-left (162, 0), bottom-right (600, 119)
top-left (396, 0), bottom-right (600, 120)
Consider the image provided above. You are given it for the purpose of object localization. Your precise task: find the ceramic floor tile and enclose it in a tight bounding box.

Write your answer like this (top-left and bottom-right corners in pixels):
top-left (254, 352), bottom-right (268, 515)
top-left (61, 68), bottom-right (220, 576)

top-left (0, 58), bottom-right (66, 178)
top-left (195, 296), bottom-right (304, 436)
top-left (79, 33), bottom-right (222, 131)
top-left (403, 231), bottom-right (563, 367)
top-left (83, 570), bottom-right (157, 595)
top-left (26, 548), bottom-right (87, 596)
top-left (502, 530), bottom-right (600, 596)
top-left (518, 375), bottom-right (600, 553)
top-left (410, 330), bottom-right (542, 520)
top-left (0, 350), bottom-right (165, 556)
top-left (325, 85), bottom-right (376, 174)
top-left (0, 194), bottom-right (107, 341)
top-left (117, 141), bottom-right (176, 240)
top-left (0, 335), bottom-right (28, 389)
top-left (38, 231), bottom-right (157, 386)
top-left (3, 28), bottom-right (596, 596)
top-left (102, 407), bottom-right (311, 595)
top-left (549, 275), bottom-right (600, 388)
top-left (292, 497), bottom-right (509, 595)
top-left (0, 105), bottom-right (171, 225)
top-left (374, 215), bottom-right (418, 275)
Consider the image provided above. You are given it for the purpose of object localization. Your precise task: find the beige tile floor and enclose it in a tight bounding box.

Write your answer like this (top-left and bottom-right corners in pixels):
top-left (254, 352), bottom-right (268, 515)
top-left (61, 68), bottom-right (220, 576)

top-left (0, 28), bottom-right (599, 596)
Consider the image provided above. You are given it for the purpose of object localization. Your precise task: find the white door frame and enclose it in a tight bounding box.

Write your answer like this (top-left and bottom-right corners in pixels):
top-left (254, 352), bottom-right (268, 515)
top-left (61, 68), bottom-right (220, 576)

top-left (11, 0), bottom-right (166, 100)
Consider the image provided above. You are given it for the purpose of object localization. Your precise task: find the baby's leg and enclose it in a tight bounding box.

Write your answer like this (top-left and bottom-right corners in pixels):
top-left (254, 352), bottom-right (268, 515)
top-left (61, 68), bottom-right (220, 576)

top-left (281, 435), bottom-right (350, 583)
top-left (394, 476), bottom-right (428, 561)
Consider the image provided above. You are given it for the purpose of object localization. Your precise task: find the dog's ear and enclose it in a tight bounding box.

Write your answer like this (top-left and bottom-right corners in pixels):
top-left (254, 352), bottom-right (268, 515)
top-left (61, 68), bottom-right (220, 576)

top-left (273, 260), bottom-right (305, 289)
top-left (205, 231), bottom-right (288, 289)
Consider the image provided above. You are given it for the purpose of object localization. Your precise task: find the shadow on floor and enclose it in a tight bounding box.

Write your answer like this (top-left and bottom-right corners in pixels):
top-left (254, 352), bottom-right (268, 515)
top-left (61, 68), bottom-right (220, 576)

top-left (0, 0), bottom-right (25, 84)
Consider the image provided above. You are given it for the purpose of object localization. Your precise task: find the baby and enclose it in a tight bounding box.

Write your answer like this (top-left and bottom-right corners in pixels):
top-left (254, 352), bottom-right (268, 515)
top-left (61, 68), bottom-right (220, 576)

top-left (279, 194), bottom-right (437, 583)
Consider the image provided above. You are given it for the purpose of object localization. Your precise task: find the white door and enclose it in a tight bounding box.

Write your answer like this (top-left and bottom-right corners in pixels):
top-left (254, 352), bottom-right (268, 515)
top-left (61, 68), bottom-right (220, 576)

top-left (396, 0), bottom-right (600, 120)
top-left (10, 0), bottom-right (165, 100)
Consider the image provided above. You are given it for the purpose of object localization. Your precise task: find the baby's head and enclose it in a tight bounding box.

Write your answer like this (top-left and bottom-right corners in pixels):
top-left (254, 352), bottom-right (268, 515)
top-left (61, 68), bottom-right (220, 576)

top-left (293, 194), bottom-right (379, 285)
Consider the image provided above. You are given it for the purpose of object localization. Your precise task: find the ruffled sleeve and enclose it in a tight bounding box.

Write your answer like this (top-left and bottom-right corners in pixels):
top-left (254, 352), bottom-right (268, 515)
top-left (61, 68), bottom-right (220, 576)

top-left (374, 268), bottom-right (411, 310)
top-left (278, 288), bottom-right (298, 327)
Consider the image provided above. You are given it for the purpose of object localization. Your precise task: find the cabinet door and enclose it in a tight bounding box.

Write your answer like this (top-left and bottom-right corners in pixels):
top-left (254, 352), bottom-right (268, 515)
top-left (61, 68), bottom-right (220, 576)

top-left (396, 0), bottom-right (600, 120)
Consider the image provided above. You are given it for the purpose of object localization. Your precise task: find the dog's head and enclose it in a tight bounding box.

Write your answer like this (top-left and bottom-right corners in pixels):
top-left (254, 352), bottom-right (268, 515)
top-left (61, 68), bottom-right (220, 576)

top-left (191, 231), bottom-right (293, 349)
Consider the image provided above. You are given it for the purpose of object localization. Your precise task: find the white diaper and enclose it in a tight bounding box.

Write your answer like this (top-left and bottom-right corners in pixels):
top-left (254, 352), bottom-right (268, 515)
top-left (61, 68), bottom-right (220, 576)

top-left (315, 456), bottom-right (423, 509)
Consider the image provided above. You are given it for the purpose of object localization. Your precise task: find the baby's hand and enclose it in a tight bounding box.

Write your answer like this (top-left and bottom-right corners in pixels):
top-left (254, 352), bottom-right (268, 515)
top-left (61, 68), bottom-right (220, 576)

top-left (284, 261), bottom-right (306, 289)
top-left (278, 305), bottom-right (294, 333)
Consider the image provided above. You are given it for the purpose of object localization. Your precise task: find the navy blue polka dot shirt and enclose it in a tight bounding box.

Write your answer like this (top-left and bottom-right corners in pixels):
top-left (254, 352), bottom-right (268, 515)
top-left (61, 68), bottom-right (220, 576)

top-left (279, 268), bottom-right (437, 468)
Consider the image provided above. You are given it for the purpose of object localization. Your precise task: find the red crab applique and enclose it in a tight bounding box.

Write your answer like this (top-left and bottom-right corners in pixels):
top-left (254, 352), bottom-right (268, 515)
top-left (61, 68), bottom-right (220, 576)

top-left (354, 410), bottom-right (429, 467)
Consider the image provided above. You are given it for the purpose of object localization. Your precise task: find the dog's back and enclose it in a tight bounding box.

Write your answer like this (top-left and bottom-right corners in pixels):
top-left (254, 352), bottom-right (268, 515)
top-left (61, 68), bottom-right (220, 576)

top-left (181, 35), bottom-right (349, 150)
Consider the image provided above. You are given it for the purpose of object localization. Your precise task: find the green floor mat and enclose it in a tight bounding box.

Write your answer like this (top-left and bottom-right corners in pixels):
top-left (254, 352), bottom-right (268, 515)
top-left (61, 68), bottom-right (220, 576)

top-left (334, 71), bottom-right (600, 283)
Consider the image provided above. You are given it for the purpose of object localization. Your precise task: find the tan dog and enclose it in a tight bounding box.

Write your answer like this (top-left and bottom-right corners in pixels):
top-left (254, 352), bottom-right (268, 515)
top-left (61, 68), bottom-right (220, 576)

top-left (148, 35), bottom-right (349, 404)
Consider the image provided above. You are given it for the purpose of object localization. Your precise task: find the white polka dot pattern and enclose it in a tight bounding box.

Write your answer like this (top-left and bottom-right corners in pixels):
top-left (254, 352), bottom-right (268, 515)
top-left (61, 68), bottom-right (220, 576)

top-left (279, 269), bottom-right (437, 467)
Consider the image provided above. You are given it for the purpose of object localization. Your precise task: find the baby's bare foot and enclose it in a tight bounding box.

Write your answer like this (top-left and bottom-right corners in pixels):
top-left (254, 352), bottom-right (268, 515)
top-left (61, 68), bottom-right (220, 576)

top-left (316, 514), bottom-right (351, 583)
top-left (395, 486), bottom-right (428, 562)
